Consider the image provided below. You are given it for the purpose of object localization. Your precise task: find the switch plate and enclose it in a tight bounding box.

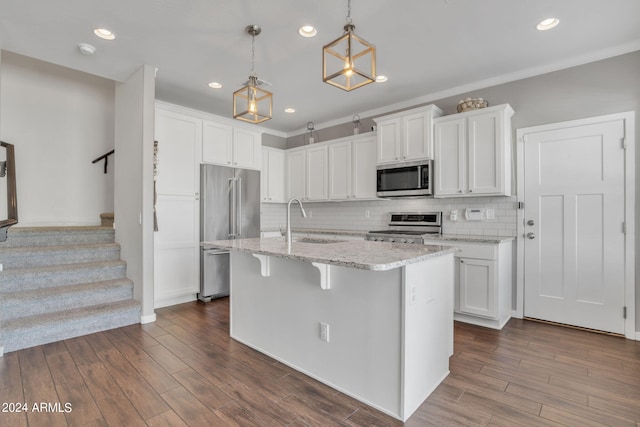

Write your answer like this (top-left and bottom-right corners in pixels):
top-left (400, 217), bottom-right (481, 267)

top-left (320, 322), bottom-right (330, 342)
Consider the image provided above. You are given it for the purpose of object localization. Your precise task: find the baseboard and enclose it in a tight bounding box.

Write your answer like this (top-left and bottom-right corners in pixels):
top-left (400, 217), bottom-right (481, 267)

top-left (154, 293), bottom-right (197, 309)
top-left (635, 331), bottom-right (640, 341)
top-left (140, 313), bottom-right (156, 324)
top-left (0, 346), bottom-right (4, 357)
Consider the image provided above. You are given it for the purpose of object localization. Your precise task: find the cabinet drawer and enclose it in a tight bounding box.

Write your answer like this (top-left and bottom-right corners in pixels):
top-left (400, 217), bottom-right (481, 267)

top-left (423, 240), bottom-right (497, 260)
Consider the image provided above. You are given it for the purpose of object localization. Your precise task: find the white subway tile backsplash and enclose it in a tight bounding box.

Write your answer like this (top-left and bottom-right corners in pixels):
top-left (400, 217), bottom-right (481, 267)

top-left (262, 196), bottom-right (518, 237)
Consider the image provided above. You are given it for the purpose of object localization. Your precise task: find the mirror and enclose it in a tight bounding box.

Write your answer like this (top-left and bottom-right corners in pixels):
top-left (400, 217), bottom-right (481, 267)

top-left (0, 141), bottom-right (18, 241)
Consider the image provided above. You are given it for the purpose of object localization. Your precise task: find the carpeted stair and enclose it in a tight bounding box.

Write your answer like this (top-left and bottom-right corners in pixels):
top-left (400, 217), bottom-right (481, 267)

top-left (0, 226), bottom-right (140, 354)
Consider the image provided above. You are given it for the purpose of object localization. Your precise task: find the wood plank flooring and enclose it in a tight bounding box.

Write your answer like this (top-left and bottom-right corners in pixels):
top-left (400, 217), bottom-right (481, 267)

top-left (1, 298), bottom-right (639, 426)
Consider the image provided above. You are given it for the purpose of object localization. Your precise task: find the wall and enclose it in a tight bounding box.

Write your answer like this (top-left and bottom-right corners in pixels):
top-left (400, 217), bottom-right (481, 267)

top-left (114, 65), bottom-right (156, 321)
top-left (0, 51), bottom-right (115, 226)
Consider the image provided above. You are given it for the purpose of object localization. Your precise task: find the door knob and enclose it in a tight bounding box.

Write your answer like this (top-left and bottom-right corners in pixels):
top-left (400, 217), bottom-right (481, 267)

top-left (527, 219), bottom-right (535, 226)
top-left (526, 232), bottom-right (535, 239)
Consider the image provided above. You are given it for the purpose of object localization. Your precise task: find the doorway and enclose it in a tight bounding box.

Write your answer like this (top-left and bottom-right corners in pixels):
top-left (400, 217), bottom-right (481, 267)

top-left (516, 112), bottom-right (635, 338)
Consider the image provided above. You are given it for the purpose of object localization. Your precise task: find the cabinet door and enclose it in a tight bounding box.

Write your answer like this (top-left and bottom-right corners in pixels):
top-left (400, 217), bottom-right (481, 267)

top-left (458, 257), bottom-right (496, 318)
top-left (202, 120), bottom-right (233, 166)
top-left (306, 145), bottom-right (328, 200)
top-left (434, 118), bottom-right (466, 197)
top-left (328, 141), bottom-right (351, 200)
top-left (265, 148), bottom-right (285, 202)
top-left (287, 150), bottom-right (306, 200)
top-left (376, 118), bottom-right (401, 164)
top-left (352, 137), bottom-right (377, 199)
top-left (261, 150), bottom-right (269, 202)
top-left (233, 128), bottom-right (262, 170)
top-left (468, 110), bottom-right (503, 195)
top-left (403, 111), bottom-right (431, 160)
top-left (154, 109), bottom-right (201, 307)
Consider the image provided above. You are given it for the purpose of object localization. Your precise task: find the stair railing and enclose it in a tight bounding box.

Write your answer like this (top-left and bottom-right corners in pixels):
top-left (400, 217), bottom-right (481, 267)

top-left (92, 149), bottom-right (114, 174)
top-left (0, 141), bottom-right (18, 241)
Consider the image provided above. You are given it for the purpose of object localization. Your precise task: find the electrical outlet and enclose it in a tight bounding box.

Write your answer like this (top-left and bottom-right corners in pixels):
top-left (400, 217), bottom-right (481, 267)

top-left (365, 210), bottom-right (370, 218)
top-left (308, 210), bottom-right (313, 218)
top-left (320, 322), bottom-right (330, 342)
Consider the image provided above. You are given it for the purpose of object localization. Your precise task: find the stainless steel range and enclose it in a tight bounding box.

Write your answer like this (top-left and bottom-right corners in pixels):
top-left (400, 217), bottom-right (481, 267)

top-left (366, 212), bottom-right (442, 244)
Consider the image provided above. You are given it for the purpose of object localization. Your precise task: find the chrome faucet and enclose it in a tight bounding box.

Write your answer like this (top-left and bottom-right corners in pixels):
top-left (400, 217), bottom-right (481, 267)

top-left (286, 197), bottom-right (307, 244)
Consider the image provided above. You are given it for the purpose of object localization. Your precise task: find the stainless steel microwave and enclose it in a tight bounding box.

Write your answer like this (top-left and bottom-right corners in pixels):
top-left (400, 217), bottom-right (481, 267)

top-left (376, 160), bottom-right (433, 198)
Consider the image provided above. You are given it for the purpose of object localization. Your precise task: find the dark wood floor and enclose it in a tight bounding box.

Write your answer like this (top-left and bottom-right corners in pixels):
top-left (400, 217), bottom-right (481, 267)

top-left (1, 298), bottom-right (639, 426)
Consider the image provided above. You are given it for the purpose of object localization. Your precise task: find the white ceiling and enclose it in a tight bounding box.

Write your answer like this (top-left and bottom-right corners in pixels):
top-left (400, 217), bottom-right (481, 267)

top-left (1, 0), bottom-right (639, 136)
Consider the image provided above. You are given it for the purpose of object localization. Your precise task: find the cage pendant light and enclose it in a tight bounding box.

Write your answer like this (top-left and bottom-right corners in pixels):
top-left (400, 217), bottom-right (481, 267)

top-left (322, 0), bottom-right (376, 91)
top-left (233, 25), bottom-right (273, 124)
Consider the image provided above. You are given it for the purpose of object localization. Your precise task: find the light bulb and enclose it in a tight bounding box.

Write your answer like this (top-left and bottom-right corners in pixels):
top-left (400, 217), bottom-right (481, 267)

top-left (248, 88), bottom-right (257, 114)
top-left (344, 58), bottom-right (353, 76)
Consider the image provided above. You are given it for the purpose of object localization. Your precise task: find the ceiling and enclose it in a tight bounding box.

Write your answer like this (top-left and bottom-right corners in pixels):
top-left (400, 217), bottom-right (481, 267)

top-left (1, 0), bottom-right (639, 136)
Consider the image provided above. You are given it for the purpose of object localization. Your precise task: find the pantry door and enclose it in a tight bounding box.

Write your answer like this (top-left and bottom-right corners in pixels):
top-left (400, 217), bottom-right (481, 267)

top-left (517, 112), bottom-right (634, 336)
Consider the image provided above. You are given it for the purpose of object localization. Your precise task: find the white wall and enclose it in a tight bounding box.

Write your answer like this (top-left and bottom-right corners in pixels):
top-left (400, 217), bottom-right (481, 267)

top-left (0, 51), bottom-right (115, 226)
top-left (114, 65), bottom-right (156, 321)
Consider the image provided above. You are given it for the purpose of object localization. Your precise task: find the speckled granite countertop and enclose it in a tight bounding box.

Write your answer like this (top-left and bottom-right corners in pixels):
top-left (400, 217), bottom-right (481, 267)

top-left (202, 237), bottom-right (457, 271)
top-left (423, 234), bottom-right (515, 244)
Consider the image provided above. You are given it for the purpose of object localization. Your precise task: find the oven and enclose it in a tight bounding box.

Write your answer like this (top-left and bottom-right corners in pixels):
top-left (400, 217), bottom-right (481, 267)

top-left (376, 160), bottom-right (433, 198)
top-left (366, 212), bottom-right (442, 243)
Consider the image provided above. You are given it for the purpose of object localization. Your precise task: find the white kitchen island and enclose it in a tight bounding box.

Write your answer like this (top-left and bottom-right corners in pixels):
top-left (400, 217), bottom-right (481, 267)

top-left (201, 237), bottom-right (457, 421)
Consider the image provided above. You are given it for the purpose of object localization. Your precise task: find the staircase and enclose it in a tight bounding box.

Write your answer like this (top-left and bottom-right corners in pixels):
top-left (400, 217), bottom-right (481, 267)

top-left (0, 226), bottom-right (140, 354)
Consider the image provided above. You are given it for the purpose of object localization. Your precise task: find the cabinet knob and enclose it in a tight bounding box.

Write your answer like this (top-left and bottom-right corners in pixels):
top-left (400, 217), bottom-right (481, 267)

top-left (527, 219), bottom-right (535, 226)
top-left (458, 190), bottom-right (462, 193)
top-left (527, 232), bottom-right (536, 240)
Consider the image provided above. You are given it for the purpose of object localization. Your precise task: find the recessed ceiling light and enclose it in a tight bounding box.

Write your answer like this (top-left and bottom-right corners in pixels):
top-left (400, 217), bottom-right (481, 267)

top-left (536, 18), bottom-right (559, 31)
top-left (208, 82), bottom-right (222, 89)
top-left (78, 43), bottom-right (96, 56)
top-left (93, 28), bottom-right (115, 40)
top-left (284, 108), bottom-right (296, 113)
top-left (298, 25), bottom-right (317, 37)
top-left (375, 75), bottom-right (388, 83)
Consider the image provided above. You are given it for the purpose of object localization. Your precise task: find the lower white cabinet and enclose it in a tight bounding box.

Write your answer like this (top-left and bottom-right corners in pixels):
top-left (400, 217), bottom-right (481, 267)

top-left (423, 238), bottom-right (513, 329)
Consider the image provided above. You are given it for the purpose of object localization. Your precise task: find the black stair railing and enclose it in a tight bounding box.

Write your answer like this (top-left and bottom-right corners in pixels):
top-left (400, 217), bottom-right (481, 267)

top-left (0, 141), bottom-right (18, 242)
top-left (92, 149), bottom-right (114, 174)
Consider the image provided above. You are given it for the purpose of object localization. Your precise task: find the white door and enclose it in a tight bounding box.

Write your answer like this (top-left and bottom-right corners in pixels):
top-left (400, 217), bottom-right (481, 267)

top-left (522, 117), bottom-right (628, 334)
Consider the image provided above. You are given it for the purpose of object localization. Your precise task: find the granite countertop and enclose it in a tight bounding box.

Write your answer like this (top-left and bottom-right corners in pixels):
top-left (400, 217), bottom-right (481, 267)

top-left (423, 234), bottom-right (515, 244)
top-left (202, 237), bottom-right (457, 271)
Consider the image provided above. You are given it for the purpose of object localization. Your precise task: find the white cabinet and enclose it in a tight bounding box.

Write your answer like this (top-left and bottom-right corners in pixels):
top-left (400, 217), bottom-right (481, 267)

top-left (286, 135), bottom-right (377, 202)
top-left (261, 147), bottom-right (285, 203)
top-left (328, 140), bottom-right (351, 200)
top-left (422, 238), bottom-right (513, 329)
top-left (202, 120), bottom-right (261, 170)
top-left (434, 104), bottom-right (514, 197)
top-left (286, 148), bottom-right (306, 200)
top-left (153, 107), bottom-right (201, 308)
top-left (306, 145), bottom-right (329, 201)
top-left (351, 136), bottom-right (377, 199)
top-left (374, 105), bottom-right (443, 164)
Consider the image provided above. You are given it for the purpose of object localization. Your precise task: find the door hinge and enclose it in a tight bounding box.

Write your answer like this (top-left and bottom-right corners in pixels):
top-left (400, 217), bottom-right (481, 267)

top-left (623, 306), bottom-right (627, 319)
top-left (518, 201), bottom-right (524, 209)
top-left (622, 138), bottom-right (627, 149)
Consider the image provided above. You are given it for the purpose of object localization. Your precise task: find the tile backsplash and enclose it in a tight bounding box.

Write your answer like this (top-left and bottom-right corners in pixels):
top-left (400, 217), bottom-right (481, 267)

top-left (261, 196), bottom-right (517, 237)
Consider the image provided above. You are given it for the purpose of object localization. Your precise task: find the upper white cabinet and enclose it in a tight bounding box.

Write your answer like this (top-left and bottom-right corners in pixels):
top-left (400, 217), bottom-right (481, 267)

top-left (261, 147), bottom-right (285, 203)
top-left (328, 140), bottom-right (351, 200)
top-left (286, 134), bottom-right (377, 202)
top-left (202, 120), bottom-right (261, 170)
top-left (351, 136), bottom-right (377, 199)
top-left (306, 145), bottom-right (329, 201)
top-left (286, 148), bottom-right (306, 200)
top-left (373, 105), bottom-right (443, 164)
top-left (434, 104), bottom-right (514, 197)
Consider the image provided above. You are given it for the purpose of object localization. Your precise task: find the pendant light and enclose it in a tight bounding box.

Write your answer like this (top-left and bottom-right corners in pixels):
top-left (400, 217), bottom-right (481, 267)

top-left (233, 25), bottom-right (273, 124)
top-left (322, 0), bottom-right (376, 91)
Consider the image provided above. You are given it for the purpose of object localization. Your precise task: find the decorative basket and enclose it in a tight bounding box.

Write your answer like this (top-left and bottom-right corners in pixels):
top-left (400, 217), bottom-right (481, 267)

top-left (457, 97), bottom-right (488, 113)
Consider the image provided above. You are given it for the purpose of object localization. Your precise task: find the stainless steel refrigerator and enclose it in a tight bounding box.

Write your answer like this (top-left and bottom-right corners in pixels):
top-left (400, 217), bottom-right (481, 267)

top-left (199, 164), bottom-right (260, 301)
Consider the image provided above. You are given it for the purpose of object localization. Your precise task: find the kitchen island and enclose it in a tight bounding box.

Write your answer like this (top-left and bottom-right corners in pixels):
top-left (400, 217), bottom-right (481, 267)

top-left (201, 237), bottom-right (457, 421)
